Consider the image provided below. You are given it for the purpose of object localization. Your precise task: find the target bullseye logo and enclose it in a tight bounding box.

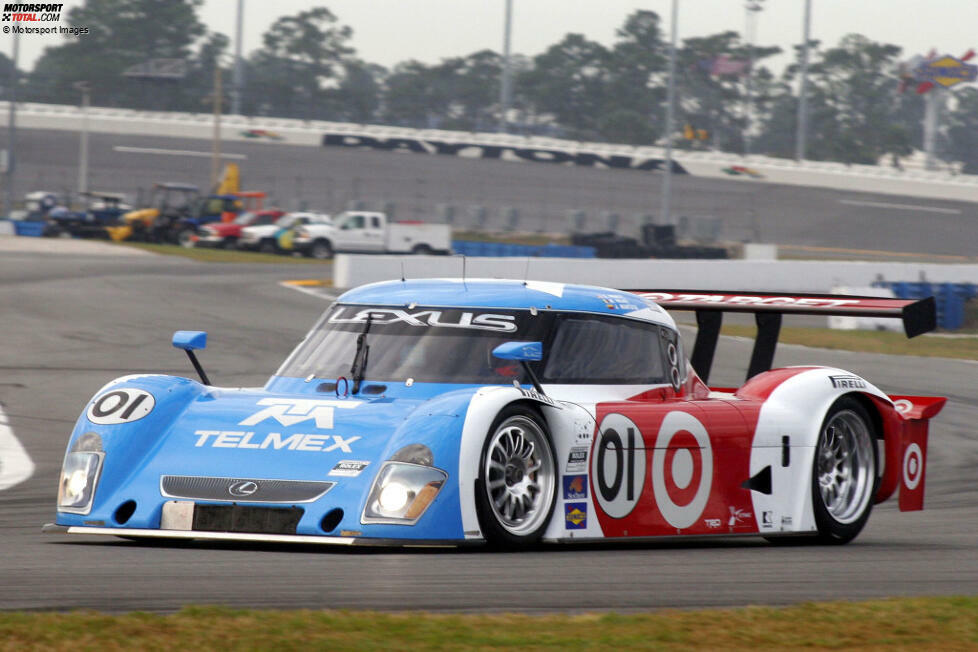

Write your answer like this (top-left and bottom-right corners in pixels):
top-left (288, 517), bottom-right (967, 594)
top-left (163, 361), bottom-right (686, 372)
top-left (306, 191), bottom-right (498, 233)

top-left (893, 399), bottom-right (913, 415)
top-left (903, 443), bottom-right (923, 490)
top-left (651, 411), bottom-right (713, 529)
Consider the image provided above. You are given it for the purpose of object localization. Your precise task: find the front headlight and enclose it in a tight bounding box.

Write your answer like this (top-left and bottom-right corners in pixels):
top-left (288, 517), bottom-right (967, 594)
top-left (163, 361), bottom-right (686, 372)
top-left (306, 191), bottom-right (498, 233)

top-left (362, 462), bottom-right (447, 525)
top-left (57, 451), bottom-right (104, 514)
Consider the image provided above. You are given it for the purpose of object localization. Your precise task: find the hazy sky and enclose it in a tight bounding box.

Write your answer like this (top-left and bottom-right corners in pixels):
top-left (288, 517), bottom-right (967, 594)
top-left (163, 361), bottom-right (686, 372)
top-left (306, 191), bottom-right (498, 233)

top-left (6, 1), bottom-right (978, 78)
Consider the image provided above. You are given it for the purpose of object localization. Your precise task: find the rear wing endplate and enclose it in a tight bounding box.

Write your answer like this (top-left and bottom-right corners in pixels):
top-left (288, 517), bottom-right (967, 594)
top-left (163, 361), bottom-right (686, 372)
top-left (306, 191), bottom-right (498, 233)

top-left (626, 290), bottom-right (937, 383)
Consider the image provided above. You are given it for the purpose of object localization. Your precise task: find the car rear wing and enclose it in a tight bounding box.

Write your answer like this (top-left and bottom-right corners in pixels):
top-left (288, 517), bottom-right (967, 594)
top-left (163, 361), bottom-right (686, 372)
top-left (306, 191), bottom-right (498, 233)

top-left (625, 290), bottom-right (937, 383)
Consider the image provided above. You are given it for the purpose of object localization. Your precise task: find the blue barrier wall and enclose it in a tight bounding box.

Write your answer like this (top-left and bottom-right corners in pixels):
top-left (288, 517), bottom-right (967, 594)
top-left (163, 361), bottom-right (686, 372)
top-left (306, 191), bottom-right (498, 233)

top-left (12, 221), bottom-right (46, 237)
top-left (875, 281), bottom-right (978, 330)
top-left (452, 240), bottom-right (596, 258)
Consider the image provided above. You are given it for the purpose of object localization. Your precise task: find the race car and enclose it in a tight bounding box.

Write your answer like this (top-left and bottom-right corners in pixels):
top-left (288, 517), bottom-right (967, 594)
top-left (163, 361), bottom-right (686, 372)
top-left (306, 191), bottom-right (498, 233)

top-left (45, 279), bottom-right (944, 548)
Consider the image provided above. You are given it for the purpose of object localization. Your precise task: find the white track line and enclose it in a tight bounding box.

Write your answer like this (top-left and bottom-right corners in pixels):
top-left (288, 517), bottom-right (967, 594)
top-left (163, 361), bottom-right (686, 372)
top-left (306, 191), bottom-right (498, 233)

top-left (0, 405), bottom-right (34, 491)
top-left (838, 199), bottom-right (961, 215)
top-left (113, 146), bottom-right (247, 160)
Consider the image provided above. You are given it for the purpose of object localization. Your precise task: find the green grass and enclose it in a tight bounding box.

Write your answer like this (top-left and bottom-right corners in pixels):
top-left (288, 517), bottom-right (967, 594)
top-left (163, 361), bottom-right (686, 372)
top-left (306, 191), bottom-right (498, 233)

top-left (118, 242), bottom-right (330, 264)
top-left (719, 324), bottom-right (978, 361)
top-left (0, 596), bottom-right (975, 650)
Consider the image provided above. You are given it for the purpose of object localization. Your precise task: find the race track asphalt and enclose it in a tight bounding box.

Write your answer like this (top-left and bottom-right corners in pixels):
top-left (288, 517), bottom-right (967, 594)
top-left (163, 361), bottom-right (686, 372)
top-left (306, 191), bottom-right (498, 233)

top-left (16, 127), bottom-right (978, 257)
top-left (0, 246), bottom-right (975, 613)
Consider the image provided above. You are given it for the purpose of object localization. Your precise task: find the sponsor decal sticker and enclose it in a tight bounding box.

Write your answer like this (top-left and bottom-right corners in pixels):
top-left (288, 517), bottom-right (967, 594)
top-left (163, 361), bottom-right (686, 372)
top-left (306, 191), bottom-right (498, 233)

top-left (329, 460), bottom-right (370, 477)
top-left (565, 445), bottom-right (588, 473)
top-left (240, 398), bottom-right (362, 430)
top-left (193, 430), bottom-right (360, 453)
top-left (328, 306), bottom-right (517, 333)
top-left (828, 375), bottom-right (866, 389)
top-left (893, 399), bottom-right (913, 415)
top-left (651, 411), bottom-right (713, 529)
top-left (761, 510), bottom-right (774, 529)
top-left (704, 518), bottom-right (722, 529)
top-left (592, 413), bottom-right (645, 519)
top-left (781, 516), bottom-right (793, 528)
top-left (517, 387), bottom-right (557, 407)
top-left (903, 442), bottom-right (923, 490)
top-left (87, 388), bottom-right (155, 425)
top-left (728, 506), bottom-right (752, 528)
top-left (564, 502), bottom-right (587, 529)
top-left (562, 475), bottom-right (588, 500)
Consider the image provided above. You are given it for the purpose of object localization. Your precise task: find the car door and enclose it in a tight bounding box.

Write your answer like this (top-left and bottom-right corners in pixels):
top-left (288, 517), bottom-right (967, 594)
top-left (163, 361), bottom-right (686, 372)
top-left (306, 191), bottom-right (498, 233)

top-left (333, 213), bottom-right (375, 252)
top-left (579, 327), bottom-right (756, 539)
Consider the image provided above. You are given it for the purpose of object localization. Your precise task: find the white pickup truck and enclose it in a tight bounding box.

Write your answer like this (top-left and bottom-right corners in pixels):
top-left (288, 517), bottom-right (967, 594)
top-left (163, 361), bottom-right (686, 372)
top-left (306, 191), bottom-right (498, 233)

top-left (292, 211), bottom-right (452, 259)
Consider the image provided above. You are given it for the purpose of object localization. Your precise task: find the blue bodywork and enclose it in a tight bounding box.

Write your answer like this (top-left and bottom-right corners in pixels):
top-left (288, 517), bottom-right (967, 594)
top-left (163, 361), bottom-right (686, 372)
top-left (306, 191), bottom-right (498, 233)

top-left (54, 279), bottom-right (669, 542)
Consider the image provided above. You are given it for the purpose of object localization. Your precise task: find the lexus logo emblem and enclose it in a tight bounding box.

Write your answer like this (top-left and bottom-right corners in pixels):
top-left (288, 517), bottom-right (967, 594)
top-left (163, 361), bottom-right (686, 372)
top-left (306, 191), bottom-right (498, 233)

top-left (228, 480), bottom-right (259, 497)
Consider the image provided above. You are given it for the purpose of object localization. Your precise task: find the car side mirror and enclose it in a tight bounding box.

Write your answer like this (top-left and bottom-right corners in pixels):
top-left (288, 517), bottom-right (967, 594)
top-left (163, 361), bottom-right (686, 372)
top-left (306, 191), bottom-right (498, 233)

top-left (172, 330), bottom-right (207, 351)
top-left (172, 331), bottom-right (210, 385)
top-left (492, 341), bottom-right (542, 361)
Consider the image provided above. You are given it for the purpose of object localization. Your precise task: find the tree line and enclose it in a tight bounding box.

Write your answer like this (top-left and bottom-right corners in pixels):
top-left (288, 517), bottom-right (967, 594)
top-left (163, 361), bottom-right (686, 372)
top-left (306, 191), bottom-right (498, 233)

top-left (6, 0), bottom-right (978, 172)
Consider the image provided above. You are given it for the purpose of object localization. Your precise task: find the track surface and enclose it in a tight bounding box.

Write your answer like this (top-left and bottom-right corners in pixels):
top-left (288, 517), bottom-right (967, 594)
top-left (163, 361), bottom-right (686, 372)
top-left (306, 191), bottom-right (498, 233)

top-left (16, 128), bottom-right (978, 256)
top-left (0, 249), bottom-right (975, 613)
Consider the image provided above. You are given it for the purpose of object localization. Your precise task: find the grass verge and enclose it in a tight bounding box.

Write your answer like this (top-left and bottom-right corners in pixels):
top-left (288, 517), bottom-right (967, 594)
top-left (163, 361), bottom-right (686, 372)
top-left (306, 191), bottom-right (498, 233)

top-left (720, 324), bottom-right (978, 361)
top-left (118, 242), bottom-right (329, 264)
top-left (0, 596), bottom-right (975, 650)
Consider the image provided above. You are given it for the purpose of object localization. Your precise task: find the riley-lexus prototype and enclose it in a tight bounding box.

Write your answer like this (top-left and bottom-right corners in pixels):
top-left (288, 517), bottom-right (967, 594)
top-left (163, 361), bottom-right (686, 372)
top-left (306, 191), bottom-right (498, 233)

top-left (46, 279), bottom-right (945, 548)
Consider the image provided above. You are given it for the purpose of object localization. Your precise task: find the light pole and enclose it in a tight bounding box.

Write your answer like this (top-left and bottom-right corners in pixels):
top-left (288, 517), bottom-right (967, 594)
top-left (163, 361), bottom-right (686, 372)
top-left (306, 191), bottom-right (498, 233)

top-left (73, 81), bottom-right (92, 197)
top-left (795, 0), bottom-right (812, 161)
top-left (4, 30), bottom-right (19, 217)
top-left (211, 63), bottom-right (223, 187)
top-left (659, 0), bottom-right (678, 226)
top-left (499, 0), bottom-right (513, 133)
top-left (744, 0), bottom-right (763, 156)
top-left (231, 0), bottom-right (244, 116)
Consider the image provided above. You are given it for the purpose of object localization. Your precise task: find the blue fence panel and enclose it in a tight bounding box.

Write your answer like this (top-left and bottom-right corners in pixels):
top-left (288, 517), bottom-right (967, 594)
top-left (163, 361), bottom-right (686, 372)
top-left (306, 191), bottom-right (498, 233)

top-left (874, 281), bottom-right (978, 330)
top-left (13, 221), bottom-right (46, 237)
top-left (452, 240), bottom-right (596, 259)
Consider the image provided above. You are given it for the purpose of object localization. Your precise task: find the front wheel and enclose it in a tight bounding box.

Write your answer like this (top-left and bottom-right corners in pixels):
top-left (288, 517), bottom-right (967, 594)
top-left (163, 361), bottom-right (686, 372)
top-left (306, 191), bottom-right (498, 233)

top-left (177, 228), bottom-right (196, 248)
top-left (811, 397), bottom-right (878, 544)
top-left (475, 405), bottom-right (557, 549)
top-left (310, 239), bottom-right (333, 260)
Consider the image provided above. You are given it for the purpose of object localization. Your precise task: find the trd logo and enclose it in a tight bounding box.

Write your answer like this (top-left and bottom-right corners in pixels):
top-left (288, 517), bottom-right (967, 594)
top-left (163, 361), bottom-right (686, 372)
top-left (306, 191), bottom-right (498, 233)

top-left (239, 398), bottom-right (362, 430)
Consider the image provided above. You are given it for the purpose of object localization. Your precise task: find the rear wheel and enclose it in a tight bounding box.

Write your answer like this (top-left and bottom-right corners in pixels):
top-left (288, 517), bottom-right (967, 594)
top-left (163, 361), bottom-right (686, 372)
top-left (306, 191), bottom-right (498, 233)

top-left (258, 239), bottom-right (278, 254)
top-left (411, 244), bottom-right (433, 255)
top-left (812, 397), bottom-right (878, 544)
top-left (311, 239), bottom-right (333, 260)
top-left (475, 405), bottom-right (556, 549)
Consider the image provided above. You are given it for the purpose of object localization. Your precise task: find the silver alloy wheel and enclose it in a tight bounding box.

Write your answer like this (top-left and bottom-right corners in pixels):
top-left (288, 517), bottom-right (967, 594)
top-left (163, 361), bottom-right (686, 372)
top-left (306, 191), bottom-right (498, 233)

top-left (817, 409), bottom-right (875, 524)
top-left (484, 415), bottom-right (555, 536)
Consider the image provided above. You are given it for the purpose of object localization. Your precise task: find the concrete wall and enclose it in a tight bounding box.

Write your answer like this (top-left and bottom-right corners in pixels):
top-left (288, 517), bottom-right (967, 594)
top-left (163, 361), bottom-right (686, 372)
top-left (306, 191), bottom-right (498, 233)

top-left (334, 254), bottom-right (978, 292)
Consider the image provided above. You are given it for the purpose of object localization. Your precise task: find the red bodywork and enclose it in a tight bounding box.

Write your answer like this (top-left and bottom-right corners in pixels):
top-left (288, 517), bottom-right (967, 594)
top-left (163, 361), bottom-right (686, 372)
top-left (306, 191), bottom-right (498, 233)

top-left (209, 210), bottom-right (285, 240)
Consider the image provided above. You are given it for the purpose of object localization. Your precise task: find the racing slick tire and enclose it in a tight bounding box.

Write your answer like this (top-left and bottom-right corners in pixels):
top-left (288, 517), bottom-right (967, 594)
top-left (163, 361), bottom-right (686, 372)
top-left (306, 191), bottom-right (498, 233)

top-left (310, 239), bottom-right (334, 260)
top-left (766, 397), bottom-right (878, 546)
top-left (475, 405), bottom-right (557, 549)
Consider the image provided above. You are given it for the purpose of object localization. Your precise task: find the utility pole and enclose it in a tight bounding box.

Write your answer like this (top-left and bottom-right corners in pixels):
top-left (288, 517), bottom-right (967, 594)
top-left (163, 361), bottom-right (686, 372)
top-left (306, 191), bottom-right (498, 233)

top-left (744, 0), bottom-right (763, 156)
top-left (231, 0), bottom-right (244, 116)
top-left (795, 0), bottom-right (812, 161)
top-left (73, 81), bottom-right (92, 197)
top-left (4, 31), bottom-right (18, 217)
top-left (659, 0), bottom-right (678, 226)
top-left (499, 0), bottom-right (513, 133)
top-left (212, 64), bottom-right (223, 187)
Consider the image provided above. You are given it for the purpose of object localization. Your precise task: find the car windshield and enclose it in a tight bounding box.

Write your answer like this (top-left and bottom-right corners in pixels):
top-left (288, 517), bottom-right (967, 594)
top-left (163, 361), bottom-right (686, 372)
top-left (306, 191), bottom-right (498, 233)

top-left (277, 304), bottom-right (673, 386)
top-left (233, 212), bottom-right (256, 224)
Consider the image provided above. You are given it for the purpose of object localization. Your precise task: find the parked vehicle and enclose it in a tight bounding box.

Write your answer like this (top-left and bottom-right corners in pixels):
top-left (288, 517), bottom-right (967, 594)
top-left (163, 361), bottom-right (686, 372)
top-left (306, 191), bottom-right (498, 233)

top-left (238, 212), bottom-right (332, 254)
top-left (42, 192), bottom-right (132, 238)
top-left (193, 209), bottom-right (286, 249)
top-left (292, 211), bottom-right (452, 259)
